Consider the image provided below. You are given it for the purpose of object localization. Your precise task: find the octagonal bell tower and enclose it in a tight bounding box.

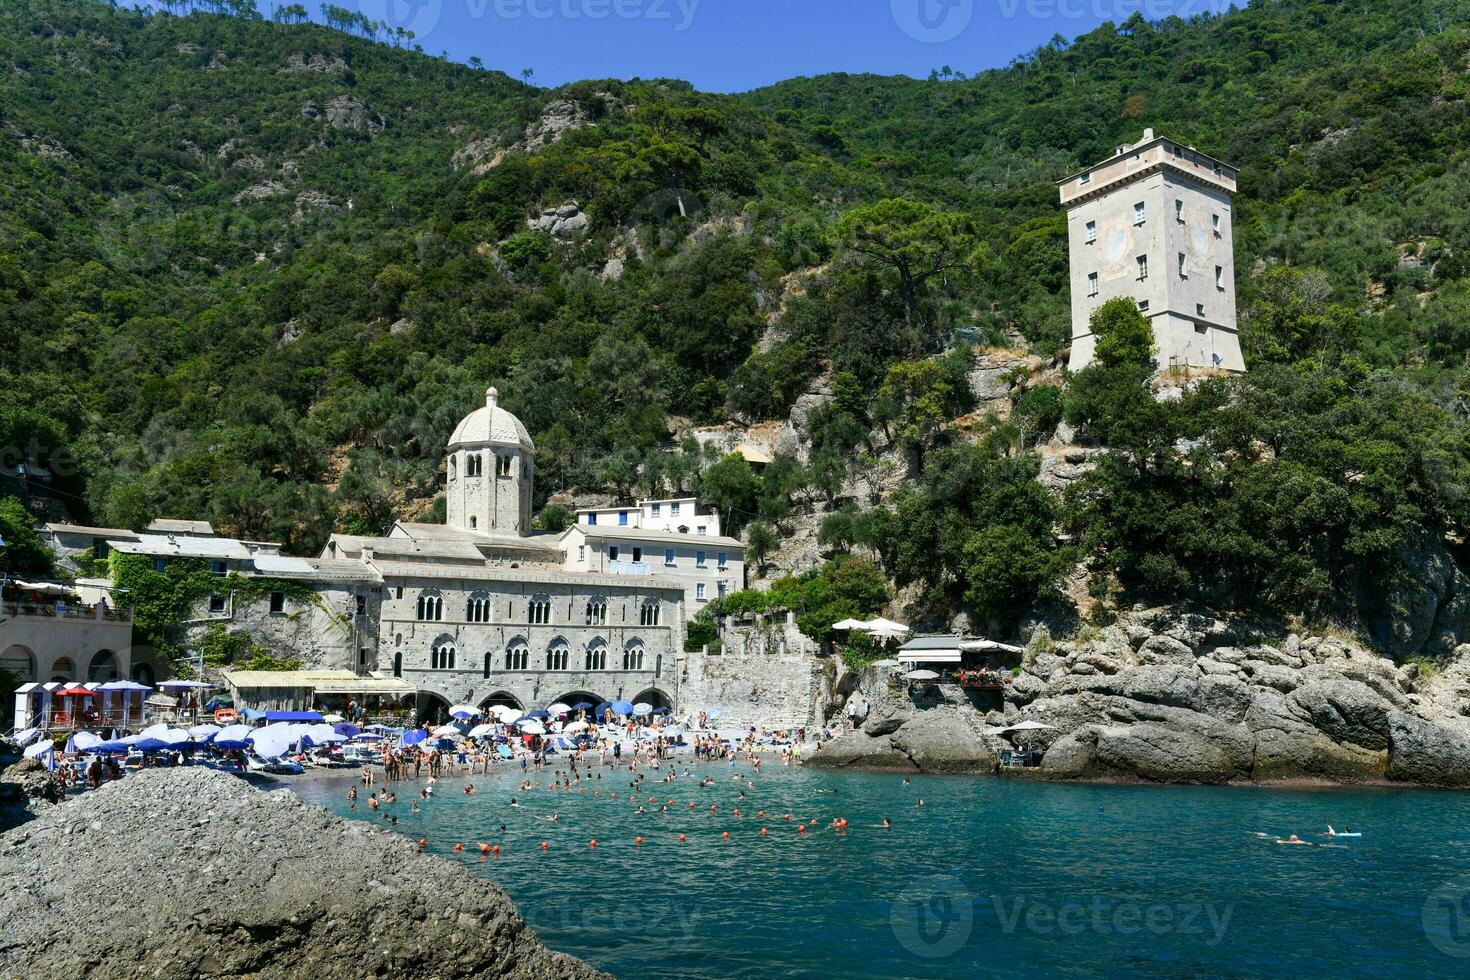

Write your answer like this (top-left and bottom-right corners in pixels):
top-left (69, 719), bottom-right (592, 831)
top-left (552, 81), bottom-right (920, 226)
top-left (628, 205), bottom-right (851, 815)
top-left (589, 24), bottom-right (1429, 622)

top-left (445, 387), bottom-right (535, 536)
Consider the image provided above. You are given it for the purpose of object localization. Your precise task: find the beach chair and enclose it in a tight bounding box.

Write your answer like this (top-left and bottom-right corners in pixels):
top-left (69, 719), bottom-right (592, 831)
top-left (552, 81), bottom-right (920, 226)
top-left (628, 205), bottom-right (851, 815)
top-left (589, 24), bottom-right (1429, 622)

top-left (496, 744), bottom-right (514, 760)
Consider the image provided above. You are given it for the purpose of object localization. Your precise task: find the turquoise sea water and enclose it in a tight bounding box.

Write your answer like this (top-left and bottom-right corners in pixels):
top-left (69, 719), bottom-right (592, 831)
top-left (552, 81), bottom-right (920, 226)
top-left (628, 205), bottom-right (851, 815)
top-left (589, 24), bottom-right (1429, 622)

top-left (291, 762), bottom-right (1470, 978)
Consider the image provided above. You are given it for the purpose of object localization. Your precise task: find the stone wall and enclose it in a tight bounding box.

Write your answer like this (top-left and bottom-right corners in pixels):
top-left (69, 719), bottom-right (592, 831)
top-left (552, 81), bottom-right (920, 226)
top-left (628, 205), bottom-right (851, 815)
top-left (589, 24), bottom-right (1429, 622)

top-left (184, 583), bottom-right (370, 673)
top-left (679, 615), bottom-right (827, 729)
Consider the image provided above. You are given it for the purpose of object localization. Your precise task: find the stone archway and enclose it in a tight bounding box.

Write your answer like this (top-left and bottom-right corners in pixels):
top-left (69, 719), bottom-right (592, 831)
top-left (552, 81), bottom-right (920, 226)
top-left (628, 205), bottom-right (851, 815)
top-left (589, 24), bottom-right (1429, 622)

top-left (632, 688), bottom-right (674, 712)
top-left (88, 649), bottom-right (120, 682)
top-left (479, 690), bottom-right (524, 713)
top-left (552, 690), bottom-right (607, 714)
top-left (49, 657), bottom-right (76, 683)
top-left (131, 662), bottom-right (155, 686)
top-left (416, 690), bottom-right (451, 726)
top-left (1, 645), bottom-right (36, 684)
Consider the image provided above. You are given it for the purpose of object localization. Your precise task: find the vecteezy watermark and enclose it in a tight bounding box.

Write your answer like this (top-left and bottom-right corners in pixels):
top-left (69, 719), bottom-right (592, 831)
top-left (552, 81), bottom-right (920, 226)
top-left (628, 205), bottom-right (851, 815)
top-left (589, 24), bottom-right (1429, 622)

top-left (890, 876), bottom-right (1235, 960)
top-left (891, 874), bottom-right (975, 958)
top-left (521, 894), bottom-right (705, 953)
top-left (358, 0), bottom-right (445, 40)
top-left (1423, 876), bottom-right (1470, 959)
top-left (891, 0), bottom-right (974, 43)
top-left (456, 0), bottom-right (700, 31)
top-left (992, 0), bottom-right (1235, 20)
top-left (991, 894), bottom-right (1233, 944)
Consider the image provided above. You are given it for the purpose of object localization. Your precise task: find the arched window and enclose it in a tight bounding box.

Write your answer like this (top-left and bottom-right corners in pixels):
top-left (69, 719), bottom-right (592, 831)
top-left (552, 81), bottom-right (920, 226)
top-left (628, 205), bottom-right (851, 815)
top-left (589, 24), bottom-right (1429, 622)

top-left (483, 652), bottom-right (493, 679)
top-left (50, 657), bottom-right (75, 682)
top-left (622, 641), bottom-right (645, 671)
top-left (584, 596), bottom-right (607, 626)
top-left (504, 638), bottom-right (529, 671)
top-left (416, 590), bottom-right (443, 622)
top-left (528, 593), bottom-right (552, 625)
top-left (639, 599), bottom-right (661, 627)
top-left (466, 453), bottom-right (483, 478)
top-left (546, 638), bottom-right (570, 671)
top-left (496, 454), bottom-right (512, 478)
top-left (584, 638), bottom-right (608, 671)
top-left (431, 636), bottom-right (457, 670)
top-left (466, 591), bottom-right (491, 623)
top-left (449, 456), bottom-right (457, 482)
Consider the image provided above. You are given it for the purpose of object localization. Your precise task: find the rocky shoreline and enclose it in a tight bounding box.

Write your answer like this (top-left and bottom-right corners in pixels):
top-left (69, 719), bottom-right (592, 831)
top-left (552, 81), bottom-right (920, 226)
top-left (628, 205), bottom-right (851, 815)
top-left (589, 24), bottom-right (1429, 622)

top-left (0, 766), bottom-right (609, 979)
top-left (810, 607), bottom-right (1470, 788)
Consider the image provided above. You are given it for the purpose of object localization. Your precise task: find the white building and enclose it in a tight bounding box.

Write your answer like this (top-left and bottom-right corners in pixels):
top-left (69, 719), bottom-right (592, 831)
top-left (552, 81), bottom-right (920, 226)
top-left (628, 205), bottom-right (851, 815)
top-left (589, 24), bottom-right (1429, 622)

top-left (1060, 128), bottom-right (1244, 373)
top-left (560, 497), bottom-right (745, 610)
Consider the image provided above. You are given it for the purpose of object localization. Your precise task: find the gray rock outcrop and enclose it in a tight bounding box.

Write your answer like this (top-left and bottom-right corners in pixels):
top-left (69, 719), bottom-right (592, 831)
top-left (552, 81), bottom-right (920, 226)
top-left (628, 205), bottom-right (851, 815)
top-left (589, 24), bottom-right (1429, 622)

top-left (0, 767), bottom-right (607, 979)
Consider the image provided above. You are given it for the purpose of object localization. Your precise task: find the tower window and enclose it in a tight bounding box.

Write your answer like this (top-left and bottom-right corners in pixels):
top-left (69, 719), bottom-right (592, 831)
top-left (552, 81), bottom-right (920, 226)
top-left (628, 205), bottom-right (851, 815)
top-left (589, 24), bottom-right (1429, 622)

top-left (465, 453), bottom-right (482, 478)
top-left (1087, 272), bottom-right (1098, 296)
top-left (528, 594), bottom-right (551, 625)
top-left (1175, 199), bottom-right (1183, 222)
top-left (416, 591), bottom-right (443, 621)
top-left (1178, 252), bottom-right (1187, 278)
top-left (1216, 265), bottom-right (1224, 290)
top-left (1196, 303), bottom-right (1206, 316)
top-left (1136, 255), bottom-right (1148, 280)
top-left (496, 455), bottom-right (512, 478)
top-left (1212, 213), bottom-right (1221, 236)
top-left (469, 516), bottom-right (477, 530)
top-left (1085, 220), bottom-right (1096, 243)
top-left (1137, 300), bottom-right (1149, 312)
top-left (1133, 202), bottom-right (1146, 225)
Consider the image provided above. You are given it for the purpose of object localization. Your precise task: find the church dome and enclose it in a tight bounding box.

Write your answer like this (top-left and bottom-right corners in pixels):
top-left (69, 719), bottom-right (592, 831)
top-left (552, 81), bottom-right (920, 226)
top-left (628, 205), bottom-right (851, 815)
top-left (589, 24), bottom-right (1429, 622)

top-left (448, 387), bottom-right (535, 453)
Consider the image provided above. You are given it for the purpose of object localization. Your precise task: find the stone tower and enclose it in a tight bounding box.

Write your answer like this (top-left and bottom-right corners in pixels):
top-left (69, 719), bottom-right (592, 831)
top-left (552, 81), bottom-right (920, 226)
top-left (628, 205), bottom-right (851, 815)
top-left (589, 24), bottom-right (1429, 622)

top-left (1059, 128), bottom-right (1244, 373)
top-left (445, 387), bottom-right (535, 536)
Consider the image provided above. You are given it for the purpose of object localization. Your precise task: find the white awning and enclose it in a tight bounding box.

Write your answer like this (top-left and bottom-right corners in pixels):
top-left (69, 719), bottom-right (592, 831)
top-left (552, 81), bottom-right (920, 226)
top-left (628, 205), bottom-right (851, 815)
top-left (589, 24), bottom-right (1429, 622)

top-left (896, 649), bottom-right (961, 664)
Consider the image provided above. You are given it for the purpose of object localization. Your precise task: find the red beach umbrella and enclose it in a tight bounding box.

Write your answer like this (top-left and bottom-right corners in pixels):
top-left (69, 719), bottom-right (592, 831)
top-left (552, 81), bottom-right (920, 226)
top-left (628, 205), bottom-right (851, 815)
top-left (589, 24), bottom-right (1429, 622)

top-left (56, 687), bottom-right (94, 698)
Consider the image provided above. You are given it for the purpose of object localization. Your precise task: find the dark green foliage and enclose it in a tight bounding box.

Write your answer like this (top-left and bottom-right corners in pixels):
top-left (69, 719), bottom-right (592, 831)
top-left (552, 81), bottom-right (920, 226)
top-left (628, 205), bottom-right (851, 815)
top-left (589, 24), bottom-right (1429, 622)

top-left (712, 556), bottom-right (890, 645)
top-left (0, 497), bottom-right (52, 577)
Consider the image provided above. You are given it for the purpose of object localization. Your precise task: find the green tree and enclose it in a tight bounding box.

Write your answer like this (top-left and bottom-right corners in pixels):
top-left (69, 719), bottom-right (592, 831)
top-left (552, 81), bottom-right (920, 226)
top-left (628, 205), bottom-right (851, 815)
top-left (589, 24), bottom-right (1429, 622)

top-left (1089, 297), bottom-right (1156, 370)
top-left (0, 497), bottom-right (50, 577)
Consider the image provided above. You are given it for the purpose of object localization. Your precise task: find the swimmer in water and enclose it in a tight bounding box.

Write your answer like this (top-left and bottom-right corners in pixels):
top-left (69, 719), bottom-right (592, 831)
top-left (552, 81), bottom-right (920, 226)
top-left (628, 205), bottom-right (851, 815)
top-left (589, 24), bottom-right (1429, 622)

top-left (464, 784), bottom-right (475, 795)
top-left (916, 799), bottom-right (924, 807)
top-left (545, 813), bottom-right (559, 822)
top-left (882, 818), bottom-right (892, 829)
top-left (1279, 834), bottom-right (1310, 845)
top-left (509, 797), bottom-right (520, 808)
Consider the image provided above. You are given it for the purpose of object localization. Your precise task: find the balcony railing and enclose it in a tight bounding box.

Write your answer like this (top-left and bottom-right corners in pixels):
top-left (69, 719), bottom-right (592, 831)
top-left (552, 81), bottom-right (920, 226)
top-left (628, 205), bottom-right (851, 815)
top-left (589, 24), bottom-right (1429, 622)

top-left (607, 560), bottom-right (650, 575)
top-left (3, 602), bottom-right (131, 622)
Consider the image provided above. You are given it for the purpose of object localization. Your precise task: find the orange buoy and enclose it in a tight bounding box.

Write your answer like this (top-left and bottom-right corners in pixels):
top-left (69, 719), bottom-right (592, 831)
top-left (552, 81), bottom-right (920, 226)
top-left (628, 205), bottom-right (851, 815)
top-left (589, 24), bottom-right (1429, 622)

top-left (689, 802), bottom-right (696, 809)
top-left (541, 841), bottom-right (550, 851)
top-left (784, 814), bottom-right (792, 821)
top-left (454, 843), bottom-right (463, 852)
top-left (734, 809), bottom-right (741, 817)
top-left (710, 805), bottom-right (718, 813)
top-left (798, 825), bottom-right (806, 834)
top-left (721, 831), bottom-right (730, 840)
top-left (635, 836), bottom-right (644, 846)
top-left (757, 810), bottom-right (766, 818)
top-left (678, 834), bottom-right (686, 842)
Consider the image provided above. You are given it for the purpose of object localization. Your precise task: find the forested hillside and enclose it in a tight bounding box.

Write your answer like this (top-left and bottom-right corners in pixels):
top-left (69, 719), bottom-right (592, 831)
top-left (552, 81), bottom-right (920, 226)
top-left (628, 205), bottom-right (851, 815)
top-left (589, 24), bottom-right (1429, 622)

top-left (8, 0), bottom-right (1470, 653)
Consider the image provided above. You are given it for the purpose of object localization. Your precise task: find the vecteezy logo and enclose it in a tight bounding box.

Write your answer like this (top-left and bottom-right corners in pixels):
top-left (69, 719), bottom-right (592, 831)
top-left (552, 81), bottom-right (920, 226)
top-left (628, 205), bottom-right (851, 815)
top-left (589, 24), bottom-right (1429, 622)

top-left (1424, 876), bottom-right (1470, 959)
top-left (891, 874), bottom-right (973, 959)
top-left (891, 0), bottom-right (974, 43)
top-left (358, 0), bottom-right (442, 40)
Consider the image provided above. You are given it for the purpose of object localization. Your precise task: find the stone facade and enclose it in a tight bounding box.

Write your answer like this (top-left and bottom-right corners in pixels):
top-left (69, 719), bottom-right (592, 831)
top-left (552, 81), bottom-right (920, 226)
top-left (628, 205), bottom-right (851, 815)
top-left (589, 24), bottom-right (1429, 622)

top-left (1061, 128), bottom-right (1244, 373)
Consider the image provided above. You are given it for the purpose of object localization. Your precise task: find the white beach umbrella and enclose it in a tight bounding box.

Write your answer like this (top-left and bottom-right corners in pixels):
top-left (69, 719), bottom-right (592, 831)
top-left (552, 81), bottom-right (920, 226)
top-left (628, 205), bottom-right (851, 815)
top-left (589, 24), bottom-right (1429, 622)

top-left (862, 617), bottom-right (910, 634)
top-left (632, 702), bottom-right (653, 717)
top-left (432, 725), bottom-right (461, 737)
top-left (71, 731), bottom-right (103, 751)
top-left (467, 723), bottom-right (496, 738)
top-left (870, 659), bottom-right (901, 668)
top-left (304, 723), bottom-right (346, 743)
top-left (159, 728), bottom-right (192, 745)
top-left (832, 618), bottom-right (868, 631)
top-left (564, 720), bottom-right (589, 733)
top-left (188, 723), bottom-right (221, 740)
top-left (214, 724), bottom-right (255, 744)
top-left (138, 723), bottom-right (170, 740)
top-left (489, 705), bottom-right (521, 722)
top-left (517, 720), bottom-right (546, 735)
top-left (24, 740), bottom-right (54, 760)
top-left (546, 702), bottom-right (572, 716)
top-left (447, 703), bottom-right (479, 719)
top-left (322, 714), bottom-right (346, 724)
top-left (905, 669), bottom-right (940, 681)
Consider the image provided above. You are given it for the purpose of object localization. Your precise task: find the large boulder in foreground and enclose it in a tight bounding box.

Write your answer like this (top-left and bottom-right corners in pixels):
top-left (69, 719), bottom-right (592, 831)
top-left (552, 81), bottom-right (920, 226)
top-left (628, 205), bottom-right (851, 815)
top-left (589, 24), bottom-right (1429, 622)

top-left (810, 707), bottom-right (999, 774)
top-left (0, 767), bottom-right (607, 980)
top-left (1386, 711), bottom-right (1470, 787)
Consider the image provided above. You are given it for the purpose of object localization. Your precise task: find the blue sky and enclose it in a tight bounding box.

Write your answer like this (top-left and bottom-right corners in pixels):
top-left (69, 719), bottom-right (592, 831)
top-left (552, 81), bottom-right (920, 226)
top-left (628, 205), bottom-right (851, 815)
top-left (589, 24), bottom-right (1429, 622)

top-left (205, 0), bottom-right (1234, 93)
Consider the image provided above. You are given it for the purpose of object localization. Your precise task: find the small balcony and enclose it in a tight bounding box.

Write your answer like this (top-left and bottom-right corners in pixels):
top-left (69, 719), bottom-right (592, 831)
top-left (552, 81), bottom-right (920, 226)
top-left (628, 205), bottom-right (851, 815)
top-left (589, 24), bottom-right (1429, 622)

top-left (607, 560), bottom-right (650, 576)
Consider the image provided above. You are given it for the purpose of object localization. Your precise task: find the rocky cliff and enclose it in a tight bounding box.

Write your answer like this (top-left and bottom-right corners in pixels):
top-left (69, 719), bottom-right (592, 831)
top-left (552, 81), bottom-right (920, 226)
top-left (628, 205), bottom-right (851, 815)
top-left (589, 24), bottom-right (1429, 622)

top-left (809, 606), bottom-right (1470, 787)
top-left (0, 767), bottom-right (609, 980)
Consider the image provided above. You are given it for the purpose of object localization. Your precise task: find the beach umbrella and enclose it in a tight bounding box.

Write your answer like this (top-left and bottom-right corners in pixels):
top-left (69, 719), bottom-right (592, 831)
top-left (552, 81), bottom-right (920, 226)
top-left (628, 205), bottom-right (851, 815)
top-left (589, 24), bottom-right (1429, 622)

top-left (98, 680), bottom-right (151, 691)
top-left (593, 702), bottom-right (611, 718)
top-left (56, 686), bottom-right (93, 698)
top-left (831, 618), bottom-right (868, 631)
top-left (518, 721), bottom-right (546, 736)
top-left (610, 700), bottom-right (634, 716)
top-left (188, 724), bottom-right (221, 741)
top-left (468, 723), bottom-right (496, 739)
top-left (215, 724), bottom-right (255, 743)
top-left (11, 728), bottom-right (38, 747)
top-left (322, 714), bottom-right (346, 724)
top-left (862, 617), bottom-right (910, 634)
top-left (157, 680), bottom-right (212, 690)
top-left (866, 626), bottom-right (909, 641)
top-left (364, 723), bottom-right (396, 731)
top-left (1006, 720), bottom-right (1054, 731)
top-left (572, 701), bottom-right (594, 711)
top-left (632, 702), bottom-right (653, 717)
top-left (84, 741), bottom-right (131, 754)
top-left (564, 721), bottom-right (589, 733)
top-left (351, 733), bottom-right (384, 742)
top-left (133, 738), bottom-right (171, 754)
top-left (70, 731), bottom-right (103, 752)
top-left (334, 723), bottom-right (362, 738)
top-left (546, 702), bottom-right (572, 716)
top-left (432, 725), bottom-right (461, 737)
top-left (447, 704), bottom-right (478, 719)
top-left (139, 723), bottom-right (171, 740)
top-left (905, 669), bottom-right (940, 681)
top-left (400, 728), bottom-right (429, 746)
top-left (159, 728), bottom-right (192, 745)
top-left (528, 708), bottom-right (551, 719)
top-left (871, 659), bottom-right (900, 668)
top-left (304, 724), bottom-right (346, 743)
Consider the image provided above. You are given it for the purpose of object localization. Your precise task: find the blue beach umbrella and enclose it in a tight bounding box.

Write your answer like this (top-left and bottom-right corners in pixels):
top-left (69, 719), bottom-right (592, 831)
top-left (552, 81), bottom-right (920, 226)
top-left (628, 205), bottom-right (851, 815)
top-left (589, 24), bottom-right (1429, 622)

top-left (593, 703), bottom-right (611, 717)
top-left (611, 700), bottom-right (635, 716)
top-left (528, 709), bottom-right (551, 719)
top-left (400, 728), bottom-right (429, 746)
top-left (334, 723), bottom-right (362, 738)
top-left (134, 738), bottom-right (170, 753)
top-left (573, 701), bottom-right (594, 710)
